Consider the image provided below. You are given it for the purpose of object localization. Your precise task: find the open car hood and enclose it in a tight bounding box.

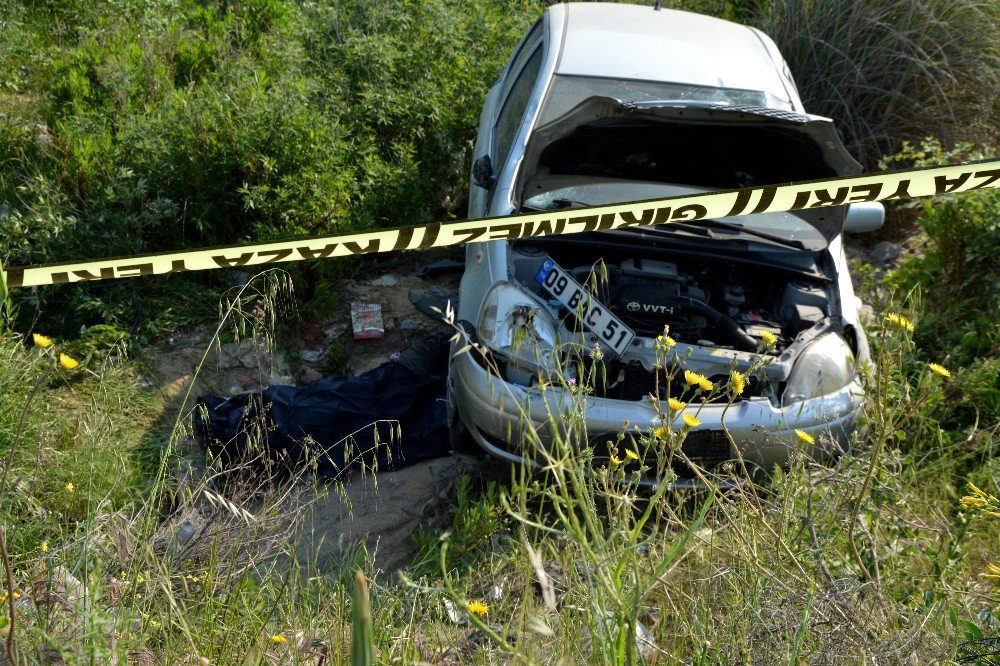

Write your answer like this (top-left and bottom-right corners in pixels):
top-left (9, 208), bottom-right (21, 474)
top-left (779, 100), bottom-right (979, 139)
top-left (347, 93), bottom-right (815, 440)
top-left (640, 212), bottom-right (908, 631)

top-left (517, 97), bottom-right (863, 241)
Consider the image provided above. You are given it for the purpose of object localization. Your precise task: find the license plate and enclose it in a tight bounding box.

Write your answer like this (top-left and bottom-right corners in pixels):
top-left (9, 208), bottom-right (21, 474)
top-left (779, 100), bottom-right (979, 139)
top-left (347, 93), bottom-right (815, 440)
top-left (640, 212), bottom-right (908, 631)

top-left (535, 257), bottom-right (635, 356)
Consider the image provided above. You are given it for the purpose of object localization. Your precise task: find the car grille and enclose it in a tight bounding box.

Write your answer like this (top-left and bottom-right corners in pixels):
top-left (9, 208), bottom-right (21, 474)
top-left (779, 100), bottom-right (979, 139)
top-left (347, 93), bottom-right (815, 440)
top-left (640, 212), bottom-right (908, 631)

top-left (601, 362), bottom-right (770, 401)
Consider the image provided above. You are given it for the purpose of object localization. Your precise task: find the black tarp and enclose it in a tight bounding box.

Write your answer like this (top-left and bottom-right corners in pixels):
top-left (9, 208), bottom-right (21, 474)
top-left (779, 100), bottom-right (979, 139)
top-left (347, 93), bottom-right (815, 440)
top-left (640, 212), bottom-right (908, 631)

top-left (195, 334), bottom-right (451, 477)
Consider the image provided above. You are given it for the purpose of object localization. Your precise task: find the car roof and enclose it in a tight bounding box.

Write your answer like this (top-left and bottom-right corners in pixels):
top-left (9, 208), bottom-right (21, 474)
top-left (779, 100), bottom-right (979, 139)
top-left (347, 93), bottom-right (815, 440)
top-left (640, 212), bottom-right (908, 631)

top-left (549, 3), bottom-right (797, 107)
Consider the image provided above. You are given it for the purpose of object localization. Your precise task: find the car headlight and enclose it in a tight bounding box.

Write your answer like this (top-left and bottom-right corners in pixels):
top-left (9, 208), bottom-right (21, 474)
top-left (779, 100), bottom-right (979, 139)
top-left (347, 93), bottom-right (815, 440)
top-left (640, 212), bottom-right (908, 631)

top-left (476, 282), bottom-right (558, 383)
top-left (782, 333), bottom-right (855, 406)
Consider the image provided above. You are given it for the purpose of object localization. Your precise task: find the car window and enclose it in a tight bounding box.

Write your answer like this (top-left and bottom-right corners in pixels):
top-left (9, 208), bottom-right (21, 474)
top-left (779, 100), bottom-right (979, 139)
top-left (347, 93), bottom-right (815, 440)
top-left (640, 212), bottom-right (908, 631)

top-left (493, 45), bottom-right (544, 172)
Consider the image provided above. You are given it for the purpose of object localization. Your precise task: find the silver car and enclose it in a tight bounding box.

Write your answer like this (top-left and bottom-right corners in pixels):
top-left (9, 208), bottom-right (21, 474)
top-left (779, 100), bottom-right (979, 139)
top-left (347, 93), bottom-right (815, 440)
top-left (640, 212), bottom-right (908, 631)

top-left (446, 3), bottom-right (883, 480)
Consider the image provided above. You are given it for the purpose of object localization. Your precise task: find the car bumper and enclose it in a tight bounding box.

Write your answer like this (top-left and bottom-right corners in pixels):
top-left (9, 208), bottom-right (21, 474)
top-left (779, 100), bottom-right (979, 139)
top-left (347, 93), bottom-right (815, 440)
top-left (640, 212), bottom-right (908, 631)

top-left (450, 351), bottom-right (864, 476)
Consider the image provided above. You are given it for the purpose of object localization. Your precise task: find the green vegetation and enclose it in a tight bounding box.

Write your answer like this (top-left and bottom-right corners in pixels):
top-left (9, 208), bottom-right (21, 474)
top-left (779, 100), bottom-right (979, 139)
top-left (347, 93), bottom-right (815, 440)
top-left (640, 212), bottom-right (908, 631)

top-left (0, 0), bottom-right (997, 663)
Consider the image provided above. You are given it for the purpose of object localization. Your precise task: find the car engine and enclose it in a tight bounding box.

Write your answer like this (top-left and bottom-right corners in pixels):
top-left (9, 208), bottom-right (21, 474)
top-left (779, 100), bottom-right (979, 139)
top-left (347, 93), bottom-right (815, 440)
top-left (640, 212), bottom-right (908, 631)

top-left (513, 246), bottom-right (832, 351)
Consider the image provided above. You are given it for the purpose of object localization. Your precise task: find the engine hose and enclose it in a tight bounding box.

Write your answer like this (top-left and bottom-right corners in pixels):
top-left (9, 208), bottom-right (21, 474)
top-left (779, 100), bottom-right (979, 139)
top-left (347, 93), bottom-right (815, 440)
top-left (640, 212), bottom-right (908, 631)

top-left (680, 299), bottom-right (758, 351)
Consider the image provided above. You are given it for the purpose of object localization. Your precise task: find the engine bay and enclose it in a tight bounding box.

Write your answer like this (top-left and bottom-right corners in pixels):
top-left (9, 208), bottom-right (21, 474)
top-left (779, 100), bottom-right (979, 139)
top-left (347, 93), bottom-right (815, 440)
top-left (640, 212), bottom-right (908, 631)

top-left (510, 240), bottom-right (836, 352)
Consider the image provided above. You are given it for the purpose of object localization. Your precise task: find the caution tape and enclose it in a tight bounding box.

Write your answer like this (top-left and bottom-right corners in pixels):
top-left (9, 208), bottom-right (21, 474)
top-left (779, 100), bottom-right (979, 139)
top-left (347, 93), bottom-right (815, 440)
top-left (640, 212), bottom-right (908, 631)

top-left (3, 159), bottom-right (998, 289)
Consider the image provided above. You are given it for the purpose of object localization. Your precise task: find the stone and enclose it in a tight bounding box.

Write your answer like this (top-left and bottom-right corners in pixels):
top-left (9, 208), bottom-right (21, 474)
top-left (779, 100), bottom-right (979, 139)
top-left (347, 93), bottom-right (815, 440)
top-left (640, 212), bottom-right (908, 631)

top-left (369, 274), bottom-right (400, 287)
top-left (300, 349), bottom-right (325, 363)
top-left (869, 241), bottom-right (902, 265)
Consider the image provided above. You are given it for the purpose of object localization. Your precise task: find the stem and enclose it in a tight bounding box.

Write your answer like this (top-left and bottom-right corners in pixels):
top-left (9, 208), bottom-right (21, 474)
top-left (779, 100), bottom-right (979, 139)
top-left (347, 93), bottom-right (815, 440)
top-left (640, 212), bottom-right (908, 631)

top-left (0, 366), bottom-right (51, 505)
top-left (1, 526), bottom-right (16, 665)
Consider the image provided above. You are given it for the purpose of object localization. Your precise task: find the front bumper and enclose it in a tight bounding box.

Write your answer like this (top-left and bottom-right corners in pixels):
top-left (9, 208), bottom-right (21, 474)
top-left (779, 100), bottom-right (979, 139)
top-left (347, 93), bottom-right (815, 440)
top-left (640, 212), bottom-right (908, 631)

top-left (449, 349), bottom-right (864, 475)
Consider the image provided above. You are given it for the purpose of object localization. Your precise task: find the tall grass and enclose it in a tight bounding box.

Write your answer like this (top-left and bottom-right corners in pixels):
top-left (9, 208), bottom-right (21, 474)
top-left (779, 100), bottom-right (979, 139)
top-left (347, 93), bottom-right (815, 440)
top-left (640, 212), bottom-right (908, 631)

top-left (756, 0), bottom-right (1000, 167)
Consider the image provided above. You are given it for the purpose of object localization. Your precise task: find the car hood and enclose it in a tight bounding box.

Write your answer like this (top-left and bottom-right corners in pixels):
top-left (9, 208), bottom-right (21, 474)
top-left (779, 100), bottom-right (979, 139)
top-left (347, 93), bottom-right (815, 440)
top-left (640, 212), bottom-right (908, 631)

top-left (517, 96), bottom-right (863, 240)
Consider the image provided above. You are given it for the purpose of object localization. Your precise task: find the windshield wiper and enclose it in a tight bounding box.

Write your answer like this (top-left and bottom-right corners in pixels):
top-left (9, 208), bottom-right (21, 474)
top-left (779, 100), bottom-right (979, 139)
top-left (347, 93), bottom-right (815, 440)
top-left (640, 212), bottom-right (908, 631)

top-left (521, 200), bottom-right (807, 249)
top-left (612, 219), bottom-right (806, 249)
top-left (691, 219), bottom-right (807, 249)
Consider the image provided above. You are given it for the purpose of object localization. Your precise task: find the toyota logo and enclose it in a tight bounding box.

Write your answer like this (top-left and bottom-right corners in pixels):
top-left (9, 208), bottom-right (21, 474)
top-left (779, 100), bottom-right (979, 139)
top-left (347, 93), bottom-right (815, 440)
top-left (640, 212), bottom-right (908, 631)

top-left (626, 301), bottom-right (641, 312)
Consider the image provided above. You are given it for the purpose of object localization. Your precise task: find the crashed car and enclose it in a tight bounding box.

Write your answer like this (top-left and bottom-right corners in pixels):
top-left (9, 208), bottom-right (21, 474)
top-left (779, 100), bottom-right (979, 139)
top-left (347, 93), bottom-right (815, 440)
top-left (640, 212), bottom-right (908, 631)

top-left (446, 3), bottom-right (884, 480)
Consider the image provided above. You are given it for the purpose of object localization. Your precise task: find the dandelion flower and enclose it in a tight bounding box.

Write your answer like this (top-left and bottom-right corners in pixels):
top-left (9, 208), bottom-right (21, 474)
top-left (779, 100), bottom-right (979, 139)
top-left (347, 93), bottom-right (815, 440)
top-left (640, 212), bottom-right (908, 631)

top-left (59, 354), bottom-right (79, 370)
top-left (625, 449), bottom-right (639, 461)
top-left (41, 540), bottom-right (48, 553)
top-left (760, 330), bottom-right (778, 346)
top-left (609, 455), bottom-right (623, 465)
top-left (927, 363), bottom-right (951, 378)
top-left (467, 601), bottom-right (489, 616)
top-left (685, 370), bottom-right (712, 389)
top-left (652, 426), bottom-right (668, 439)
top-left (730, 371), bottom-right (746, 396)
top-left (271, 635), bottom-right (287, 645)
top-left (884, 313), bottom-right (915, 332)
top-left (682, 413), bottom-right (700, 428)
top-left (65, 482), bottom-right (74, 493)
top-left (667, 398), bottom-right (686, 412)
top-left (795, 429), bottom-right (815, 445)
top-left (656, 332), bottom-right (676, 350)
top-left (33, 333), bottom-right (53, 348)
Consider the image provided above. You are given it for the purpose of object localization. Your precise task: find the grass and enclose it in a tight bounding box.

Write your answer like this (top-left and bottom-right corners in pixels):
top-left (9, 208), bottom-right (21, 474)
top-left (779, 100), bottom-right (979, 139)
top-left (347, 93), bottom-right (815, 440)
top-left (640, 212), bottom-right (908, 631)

top-left (0, 0), bottom-right (997, 662)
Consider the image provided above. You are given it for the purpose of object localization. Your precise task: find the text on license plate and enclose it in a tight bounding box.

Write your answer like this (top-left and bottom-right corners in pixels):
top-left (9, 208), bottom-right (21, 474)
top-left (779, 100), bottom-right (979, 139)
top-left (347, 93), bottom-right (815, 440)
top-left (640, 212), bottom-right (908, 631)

top-left (534, 257), bottom-right (635, 356)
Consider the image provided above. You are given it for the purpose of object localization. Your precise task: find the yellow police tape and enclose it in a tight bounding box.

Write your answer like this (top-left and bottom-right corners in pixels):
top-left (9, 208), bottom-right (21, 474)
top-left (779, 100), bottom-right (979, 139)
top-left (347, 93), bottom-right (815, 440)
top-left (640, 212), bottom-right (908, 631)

top-left (3, 159), bottom-right (999, 289)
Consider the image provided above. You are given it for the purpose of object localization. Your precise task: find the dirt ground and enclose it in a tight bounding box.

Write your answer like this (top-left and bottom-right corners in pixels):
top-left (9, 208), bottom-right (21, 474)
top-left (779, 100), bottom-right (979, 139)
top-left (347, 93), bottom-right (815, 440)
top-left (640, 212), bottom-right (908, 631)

top-left (148, 254), bottom-right (488, 574)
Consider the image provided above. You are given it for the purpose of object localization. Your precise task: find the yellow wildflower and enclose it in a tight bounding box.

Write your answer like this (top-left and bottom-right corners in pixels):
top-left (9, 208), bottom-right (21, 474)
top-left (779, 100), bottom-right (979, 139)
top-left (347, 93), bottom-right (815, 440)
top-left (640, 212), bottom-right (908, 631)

top-left (795, 429), bottom-right (815, 445)
top-left (698, 377), bottom-right (714, 391)
top-left (656, 332), bottom-right (677, 349)
top-left (59, 354), bottom-right (79, 370)
top-left (609, 455), bottom-right (623, 465)
top-left (983, 563), bottom-right (1000, 580)
top-left (884, 312), bottom-right (915, 332)
top-left (927, 363), bottom-right (951, 378)
top-left (41, 540), bottom-right (48, 553)
top-left (760, 330), bottom-right (778, 346)
top-left (682, 413), bottom-right (700, 428)
top-left (65, 482), bottom-right (74, 493)
top-left (32, 333), bottom-right (53, 348)
top-left (271, 635), bottom-right (287, 645)
top-left (467, 601), bottom-right (489, 616)
top-left (684, 370), bottom-right (704, 386)
top-left (667, 398), bottom-right (686, 412)
top-left (652, 426), bottom-right (668, 439)
top-left (625, 449), bottom-right (639, 461)
top-left (730, 371), bottom-right (745, 396)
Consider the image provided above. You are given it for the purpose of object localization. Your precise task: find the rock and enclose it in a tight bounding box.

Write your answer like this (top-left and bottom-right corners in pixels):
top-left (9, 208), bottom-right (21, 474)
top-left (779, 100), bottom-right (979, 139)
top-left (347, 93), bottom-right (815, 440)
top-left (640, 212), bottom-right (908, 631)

top-left (300, 349), bottom-right (325, 363)
top-left (869, 241), bottom-right (902, 265)
top-left (267, 372), bottom-right (295, 387)
top-left (369, 274), bottom-right (400, 287)
top-left (299, 367), bottom-right (324, 384)
top-left (217, 340), bottom-right (258, 369)
top-left (400, 317), bottom-right (422, 332)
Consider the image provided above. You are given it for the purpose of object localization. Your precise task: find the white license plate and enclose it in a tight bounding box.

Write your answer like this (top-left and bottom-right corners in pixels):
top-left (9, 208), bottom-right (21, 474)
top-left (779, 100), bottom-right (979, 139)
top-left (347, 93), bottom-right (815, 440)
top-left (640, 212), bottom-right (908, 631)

top-left (535, 257), bottom-right (635, 356)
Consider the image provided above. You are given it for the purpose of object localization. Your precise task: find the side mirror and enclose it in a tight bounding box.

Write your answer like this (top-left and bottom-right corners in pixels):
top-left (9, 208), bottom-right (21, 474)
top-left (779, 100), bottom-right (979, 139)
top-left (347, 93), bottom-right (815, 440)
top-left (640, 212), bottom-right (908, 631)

top-left (844, 202), bottom-right (885, 233)
top-left (472, 155), bottom-right (495, 189)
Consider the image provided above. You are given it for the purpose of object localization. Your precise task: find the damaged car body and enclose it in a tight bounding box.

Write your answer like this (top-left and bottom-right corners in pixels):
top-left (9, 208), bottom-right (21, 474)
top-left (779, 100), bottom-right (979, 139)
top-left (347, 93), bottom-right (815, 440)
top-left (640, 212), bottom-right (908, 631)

top-left (447, 3), bottom-right (883, 482)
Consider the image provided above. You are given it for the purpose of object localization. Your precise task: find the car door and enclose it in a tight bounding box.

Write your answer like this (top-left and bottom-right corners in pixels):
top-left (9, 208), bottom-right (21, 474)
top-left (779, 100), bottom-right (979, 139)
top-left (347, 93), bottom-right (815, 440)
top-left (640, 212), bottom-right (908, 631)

top-left (468, 20), bottom-right (545, 219)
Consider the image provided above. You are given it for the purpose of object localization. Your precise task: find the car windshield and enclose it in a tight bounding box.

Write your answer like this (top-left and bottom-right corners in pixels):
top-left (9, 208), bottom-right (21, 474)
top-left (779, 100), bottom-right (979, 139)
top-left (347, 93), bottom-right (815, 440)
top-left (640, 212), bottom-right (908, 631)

top-left (522, 181), bottom-right (830, 249)
top-left (537, 74), bottom-right (794, 126)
